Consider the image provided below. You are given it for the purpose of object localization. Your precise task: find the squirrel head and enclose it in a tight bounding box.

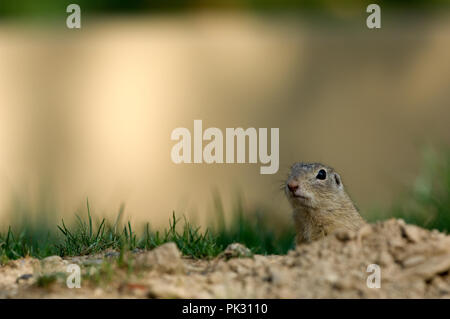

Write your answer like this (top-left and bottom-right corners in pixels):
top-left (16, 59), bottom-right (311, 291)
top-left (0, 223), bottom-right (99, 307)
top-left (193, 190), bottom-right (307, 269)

top-left (285, 162), bottom-right (348, 211)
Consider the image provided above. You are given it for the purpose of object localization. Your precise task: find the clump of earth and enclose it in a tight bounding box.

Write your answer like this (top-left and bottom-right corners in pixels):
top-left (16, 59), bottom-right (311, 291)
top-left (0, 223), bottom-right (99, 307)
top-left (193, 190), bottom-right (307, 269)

top-left (1, 219), bottom-right (450, 298)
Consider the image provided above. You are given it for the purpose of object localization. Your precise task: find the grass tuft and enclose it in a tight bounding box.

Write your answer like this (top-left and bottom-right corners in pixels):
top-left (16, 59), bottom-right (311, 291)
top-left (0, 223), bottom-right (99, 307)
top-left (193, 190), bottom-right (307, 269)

top-left (1, 200), bottom-right (293, 262)
top-left (211, 194), bottom-right (295, 255)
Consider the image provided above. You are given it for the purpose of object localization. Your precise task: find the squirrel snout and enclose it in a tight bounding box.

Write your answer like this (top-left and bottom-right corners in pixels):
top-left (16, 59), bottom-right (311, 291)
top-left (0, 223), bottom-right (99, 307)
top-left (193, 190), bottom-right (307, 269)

top-left (287, 180), bottom-right (299, 193)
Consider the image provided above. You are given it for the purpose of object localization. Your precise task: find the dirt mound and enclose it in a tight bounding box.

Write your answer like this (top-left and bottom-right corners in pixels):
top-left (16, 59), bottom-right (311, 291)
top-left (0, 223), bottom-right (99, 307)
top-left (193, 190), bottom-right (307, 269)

top-left (1, 219), bottom-right (450, 298)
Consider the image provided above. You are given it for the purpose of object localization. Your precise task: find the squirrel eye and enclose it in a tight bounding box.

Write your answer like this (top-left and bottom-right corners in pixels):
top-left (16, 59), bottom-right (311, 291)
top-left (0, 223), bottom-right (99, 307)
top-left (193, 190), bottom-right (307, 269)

top-left (316, 169), bottom-right (327, 180)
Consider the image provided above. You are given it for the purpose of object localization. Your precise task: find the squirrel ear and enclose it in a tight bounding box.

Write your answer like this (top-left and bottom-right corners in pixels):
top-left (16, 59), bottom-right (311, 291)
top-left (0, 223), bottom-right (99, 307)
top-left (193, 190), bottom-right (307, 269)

top-left (334, 173), bottom-right (343, 189)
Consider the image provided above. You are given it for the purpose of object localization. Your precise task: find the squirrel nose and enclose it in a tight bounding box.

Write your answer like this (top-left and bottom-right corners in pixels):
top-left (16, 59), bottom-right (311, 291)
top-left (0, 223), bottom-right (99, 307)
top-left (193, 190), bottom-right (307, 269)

top-left (287, 180), bottom-right (299, 192)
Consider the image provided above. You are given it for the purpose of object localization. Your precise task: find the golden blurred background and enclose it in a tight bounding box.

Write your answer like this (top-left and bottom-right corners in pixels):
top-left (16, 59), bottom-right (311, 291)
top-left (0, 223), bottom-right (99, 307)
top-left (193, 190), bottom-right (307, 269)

top-left (0, 3), bottom-right (449, 228)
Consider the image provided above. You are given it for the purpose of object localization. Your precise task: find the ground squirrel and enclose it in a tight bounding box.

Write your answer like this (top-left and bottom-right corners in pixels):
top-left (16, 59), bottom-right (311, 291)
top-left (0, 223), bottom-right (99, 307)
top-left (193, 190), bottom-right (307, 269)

top-left (285, 162), bottom-right (366, 245)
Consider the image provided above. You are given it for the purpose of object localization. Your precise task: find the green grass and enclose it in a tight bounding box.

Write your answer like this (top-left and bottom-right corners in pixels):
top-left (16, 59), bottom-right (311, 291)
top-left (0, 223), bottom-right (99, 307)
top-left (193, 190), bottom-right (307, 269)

top-left (211, 194), bottom-right (295, 255)
top-left (370, 147), bottom-right (450, 233)
top-left (1, 147), bottom-right (449, 263)
top-left (0, 197), bottom-right (294, 263)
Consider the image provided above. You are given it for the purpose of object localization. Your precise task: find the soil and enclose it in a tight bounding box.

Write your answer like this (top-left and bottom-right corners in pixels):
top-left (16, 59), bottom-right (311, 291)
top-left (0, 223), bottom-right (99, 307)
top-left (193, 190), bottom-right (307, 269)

top-left (1, 219), bottom-right (450, 298)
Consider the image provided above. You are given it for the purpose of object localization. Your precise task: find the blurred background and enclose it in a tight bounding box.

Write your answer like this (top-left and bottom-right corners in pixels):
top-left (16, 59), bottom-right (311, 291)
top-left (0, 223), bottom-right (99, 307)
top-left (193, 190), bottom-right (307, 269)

top-left (0, 0), bottom-right (449, 234)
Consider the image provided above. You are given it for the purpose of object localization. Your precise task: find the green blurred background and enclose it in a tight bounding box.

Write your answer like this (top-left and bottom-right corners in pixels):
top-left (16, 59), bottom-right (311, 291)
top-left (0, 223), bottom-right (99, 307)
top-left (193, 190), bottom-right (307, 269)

top-left (0, 0), bottom-right (448, 16)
